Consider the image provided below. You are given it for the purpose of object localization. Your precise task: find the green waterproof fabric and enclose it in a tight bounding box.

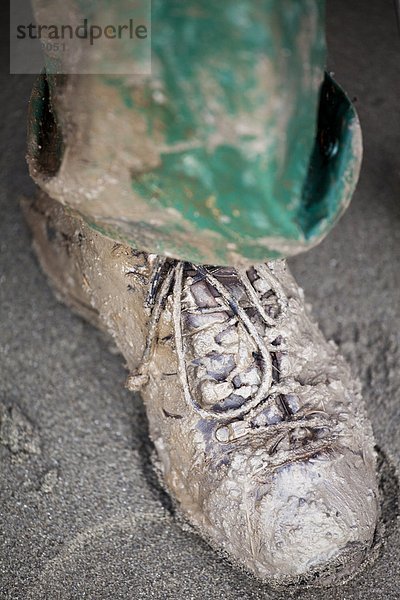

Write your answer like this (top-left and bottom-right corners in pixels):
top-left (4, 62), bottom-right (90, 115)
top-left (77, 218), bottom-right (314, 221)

top-left (28, 0), bottom-right (362, 264)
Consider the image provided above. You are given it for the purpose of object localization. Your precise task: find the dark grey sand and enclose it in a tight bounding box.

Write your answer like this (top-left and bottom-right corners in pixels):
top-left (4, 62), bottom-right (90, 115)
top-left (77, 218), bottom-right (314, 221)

top-left (1, 0), bottom-right (400, 598)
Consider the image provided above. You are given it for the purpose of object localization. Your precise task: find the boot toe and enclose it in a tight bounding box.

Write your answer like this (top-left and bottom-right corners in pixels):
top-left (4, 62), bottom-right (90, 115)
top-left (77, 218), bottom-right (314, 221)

top-left (207, 446), bottom-right (379, 584)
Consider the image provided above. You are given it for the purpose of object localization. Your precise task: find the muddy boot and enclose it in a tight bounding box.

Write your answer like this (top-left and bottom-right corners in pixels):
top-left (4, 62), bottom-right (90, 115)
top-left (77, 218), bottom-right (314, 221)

top-left (24, 0), bottom-right (378, 587)
top-left (22, 191), bottom-right (379, 586)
